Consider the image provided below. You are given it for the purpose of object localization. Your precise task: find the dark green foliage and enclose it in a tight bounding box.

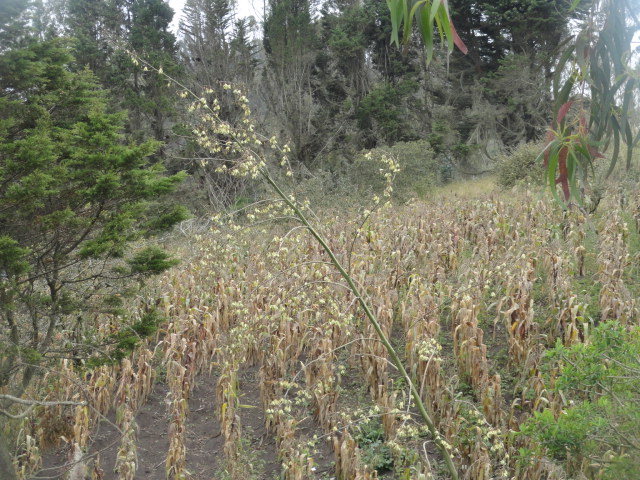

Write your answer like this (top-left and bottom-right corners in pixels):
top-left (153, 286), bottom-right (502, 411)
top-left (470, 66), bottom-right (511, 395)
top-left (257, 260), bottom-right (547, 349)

top-left (128, 246), bottom-right (180, 275)
top-left (263, 0), bottom-right (316, 58)
top-left (88, 310), bottom-right (164, 366)
top-left (65, 0), bottom-right (180, 142)
top-left (353, 419), bottom-right (394, 472)
top-left (385, 0), bottom-right (585, 169)
top-left (520, 322), bottom-right (640, 477)
top-left (118, 0), bottom-right (180, 142)
top-left (0, 237), bottom-right (30, 278)
top-left (452, 0), bottom-right (574, 64)
top-left (143, 204), bottom-right (191, 234)
top-left (65, 0), bottom-right (123, 76)
top-left (482, 54), bottom-right (553, 144)
top-left (0, 0), bottom-right (32, 50)
top-left (495, 143), bottom-right (545, 188)
top-left (357, 81), bottom-right (419, 145)
top-left (0, 34), bottom-right (186, 398)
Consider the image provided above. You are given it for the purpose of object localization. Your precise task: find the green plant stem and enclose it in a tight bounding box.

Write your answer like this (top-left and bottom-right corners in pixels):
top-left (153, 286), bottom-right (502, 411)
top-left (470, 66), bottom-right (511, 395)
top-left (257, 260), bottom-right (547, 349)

top-left (132, 56), bottom-right (458, 477)
top-left (261, 169), bottom-right (459, 480)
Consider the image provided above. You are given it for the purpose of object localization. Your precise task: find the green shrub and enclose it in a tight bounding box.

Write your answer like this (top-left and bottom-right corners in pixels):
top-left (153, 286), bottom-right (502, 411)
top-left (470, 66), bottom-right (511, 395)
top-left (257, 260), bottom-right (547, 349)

top-left (495, 142), bottom-right (545, 188)
top-left (349, 140), bottom-right (439, 202)
top-left (519, 323), bottom-right (640, 478)
top-left (353, 419), bottom-right (394, 472)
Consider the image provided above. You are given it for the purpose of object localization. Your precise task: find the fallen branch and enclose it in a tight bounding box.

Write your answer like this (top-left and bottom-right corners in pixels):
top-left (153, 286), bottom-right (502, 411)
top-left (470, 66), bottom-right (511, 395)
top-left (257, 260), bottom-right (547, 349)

top-left (0, 394), bottom-right (86, 419)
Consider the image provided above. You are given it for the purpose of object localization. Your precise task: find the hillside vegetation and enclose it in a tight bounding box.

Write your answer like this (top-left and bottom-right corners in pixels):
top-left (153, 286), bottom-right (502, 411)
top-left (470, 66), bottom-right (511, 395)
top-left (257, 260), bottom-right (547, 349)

top-left (2, 0), bottom-right (640, 478)
top-left (9, 177), bottom-right (640, 480)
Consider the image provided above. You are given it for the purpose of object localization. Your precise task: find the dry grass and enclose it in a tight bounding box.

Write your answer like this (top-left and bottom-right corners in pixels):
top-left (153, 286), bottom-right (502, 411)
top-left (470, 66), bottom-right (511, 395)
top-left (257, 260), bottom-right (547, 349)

top-left (429, 175), bottom-right (498, 199)
top-left (10, 179), bottom-right (640, 480)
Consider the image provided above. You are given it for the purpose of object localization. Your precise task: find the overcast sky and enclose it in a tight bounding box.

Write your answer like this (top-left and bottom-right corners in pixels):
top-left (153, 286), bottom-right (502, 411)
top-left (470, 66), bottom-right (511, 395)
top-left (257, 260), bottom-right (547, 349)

top-left (168, 0), bottom-right (265, 33)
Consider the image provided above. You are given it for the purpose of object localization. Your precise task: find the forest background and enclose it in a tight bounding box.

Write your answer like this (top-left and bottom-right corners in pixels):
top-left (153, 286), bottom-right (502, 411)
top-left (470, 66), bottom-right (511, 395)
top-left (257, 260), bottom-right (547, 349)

top-left (3, 0), bottom-right (610, 212)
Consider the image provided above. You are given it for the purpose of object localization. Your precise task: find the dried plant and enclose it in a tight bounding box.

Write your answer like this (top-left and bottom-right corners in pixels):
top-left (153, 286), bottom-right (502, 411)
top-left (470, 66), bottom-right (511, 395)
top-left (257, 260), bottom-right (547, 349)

top-left (114, 405), bottom-right (138, 480)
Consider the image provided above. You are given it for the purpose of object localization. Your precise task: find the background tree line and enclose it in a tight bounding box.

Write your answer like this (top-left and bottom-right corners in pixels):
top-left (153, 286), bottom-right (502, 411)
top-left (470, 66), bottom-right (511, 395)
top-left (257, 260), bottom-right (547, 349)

top-left (2, 0), bottom-right (598, 210)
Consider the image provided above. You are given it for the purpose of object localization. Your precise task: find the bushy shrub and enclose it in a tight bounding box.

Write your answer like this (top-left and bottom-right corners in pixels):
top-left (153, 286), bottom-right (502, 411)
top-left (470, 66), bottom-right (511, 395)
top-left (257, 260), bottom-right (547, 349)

top-left (353, 419), bottom-right (394, 472)
top-left (348, 140), bottom-right (439, 202)
top-left (495, 142), bottom-right (545, 188)
top-left (519, 322), bottom-right (640, 478)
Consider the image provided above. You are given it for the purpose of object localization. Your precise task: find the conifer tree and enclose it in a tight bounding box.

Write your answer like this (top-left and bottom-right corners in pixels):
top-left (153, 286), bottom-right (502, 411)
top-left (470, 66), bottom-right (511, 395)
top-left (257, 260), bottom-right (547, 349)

top-left (64, 0), bottom-right (180, 143)
top-left (178, 0), bottom-right (259, 208)
top-left (116, 0), bottom-right (180, 142)
top-left (0, 31), bottom-right (187, 475)
top-left (262, 0), bottom-right (320, 164)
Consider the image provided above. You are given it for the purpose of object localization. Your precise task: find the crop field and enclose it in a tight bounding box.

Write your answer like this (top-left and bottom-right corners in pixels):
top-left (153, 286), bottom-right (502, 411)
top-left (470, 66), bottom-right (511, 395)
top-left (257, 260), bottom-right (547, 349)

top-left (15, 180), bottom-right (640, 480)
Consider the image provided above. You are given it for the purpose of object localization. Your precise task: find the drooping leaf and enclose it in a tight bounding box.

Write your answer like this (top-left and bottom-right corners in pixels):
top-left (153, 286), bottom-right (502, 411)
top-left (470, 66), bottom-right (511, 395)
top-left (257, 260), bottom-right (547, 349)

top-left (547, 141), bottom-right (563, 204)
top-left (449, 20), bottom-right (468, 54)
top-left (575, 32), bottom-right (590, 74)
top-left (543, 130), bottom-right (556, 167)
top-left (620, 77), bottom-right (635, 144)
top-left (606, 114), bottom-right (621, 178)
top-left (624, 120), bottom-right (633, 171)
top-left (409, 0), bottom-right (427, 24)
top-left (429, 0), bottom-right (442, 24)
top-left (586, 143), bottom-right (605, 162)
top-left (556, 145), bottom-right (570, 201)
top-left (433, 7), bottom-right (445, 45)
top-left (387, 0), bottom-right (404, 47)
top-left (438, 7), bottom-right (454, 53)
top-left (387, 0), bottom-right (466, 62)
top-left (401, 0), bottom-right (412, 44)
top-left (567, 150), bottom-right (582, 205)
top-left (418, 5), bottom-right (434, 64)
top-left (555, 74), bottom-right (575, 112)
top-left (439, 0), bottom-right (467, 54)
top-left (553, 45), bottom-right (575, 97)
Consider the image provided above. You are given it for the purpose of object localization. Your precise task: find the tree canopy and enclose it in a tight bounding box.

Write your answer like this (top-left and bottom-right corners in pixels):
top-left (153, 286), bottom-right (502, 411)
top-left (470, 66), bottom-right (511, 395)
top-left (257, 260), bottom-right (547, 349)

top-left (0, 31), bottom-right (186, 415)
top-left (386, 0), bottom-right (640, 203)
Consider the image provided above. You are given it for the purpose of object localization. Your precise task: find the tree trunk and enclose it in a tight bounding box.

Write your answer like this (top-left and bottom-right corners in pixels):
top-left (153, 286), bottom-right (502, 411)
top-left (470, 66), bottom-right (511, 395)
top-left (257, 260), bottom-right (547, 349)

top-left (0, 427), bottom-right (18, 480)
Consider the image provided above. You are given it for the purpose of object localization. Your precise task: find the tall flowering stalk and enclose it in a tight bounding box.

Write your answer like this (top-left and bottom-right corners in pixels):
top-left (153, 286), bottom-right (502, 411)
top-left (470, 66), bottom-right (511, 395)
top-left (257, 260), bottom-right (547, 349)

top-left (127, 51), bottom-right (461, 479)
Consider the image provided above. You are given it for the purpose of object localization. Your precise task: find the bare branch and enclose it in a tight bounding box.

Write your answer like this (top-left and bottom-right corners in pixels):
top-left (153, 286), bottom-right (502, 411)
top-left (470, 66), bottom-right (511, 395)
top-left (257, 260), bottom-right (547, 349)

top-left (0, 394), bottom-right (86, 420)
top-left (0, 393), bottom-right (86, 407)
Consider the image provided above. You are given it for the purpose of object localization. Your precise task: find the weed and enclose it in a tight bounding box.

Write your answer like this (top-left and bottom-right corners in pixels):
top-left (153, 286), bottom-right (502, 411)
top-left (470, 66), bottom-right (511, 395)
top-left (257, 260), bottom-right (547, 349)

top-left (353, 419), bottom-right (394, 473)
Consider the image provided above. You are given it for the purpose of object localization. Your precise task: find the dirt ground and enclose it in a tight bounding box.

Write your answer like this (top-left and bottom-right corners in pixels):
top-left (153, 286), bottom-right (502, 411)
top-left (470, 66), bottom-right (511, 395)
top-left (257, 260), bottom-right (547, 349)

top-left (38, 364), bottom-right (337, 480)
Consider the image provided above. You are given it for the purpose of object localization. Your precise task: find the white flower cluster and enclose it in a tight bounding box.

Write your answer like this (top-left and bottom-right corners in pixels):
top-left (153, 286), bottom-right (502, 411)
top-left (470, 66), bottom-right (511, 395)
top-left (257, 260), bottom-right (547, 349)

top-left (417, 338), bottom-right (442, 362)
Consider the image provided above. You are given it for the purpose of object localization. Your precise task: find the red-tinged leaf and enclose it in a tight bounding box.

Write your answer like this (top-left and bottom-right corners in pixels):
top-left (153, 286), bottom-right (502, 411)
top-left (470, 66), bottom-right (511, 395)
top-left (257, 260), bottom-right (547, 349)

top-left (555, 146), bottom-right (570, 200)
top-left (587, 145), bottom-right (605, 159)
top-left (556, 101), bottom-right (573, 125)
top-left (441, 0), bottom-right (467, 54)
top-left (543, 129), bottom-right (555, 167)
top-left (450, 20), bottom-right (468, 54)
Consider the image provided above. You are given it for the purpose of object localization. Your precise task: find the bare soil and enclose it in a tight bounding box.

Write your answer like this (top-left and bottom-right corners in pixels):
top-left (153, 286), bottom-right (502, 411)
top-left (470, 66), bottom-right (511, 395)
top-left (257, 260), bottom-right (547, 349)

top-left (38, 367), bottom-right (294, 479)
